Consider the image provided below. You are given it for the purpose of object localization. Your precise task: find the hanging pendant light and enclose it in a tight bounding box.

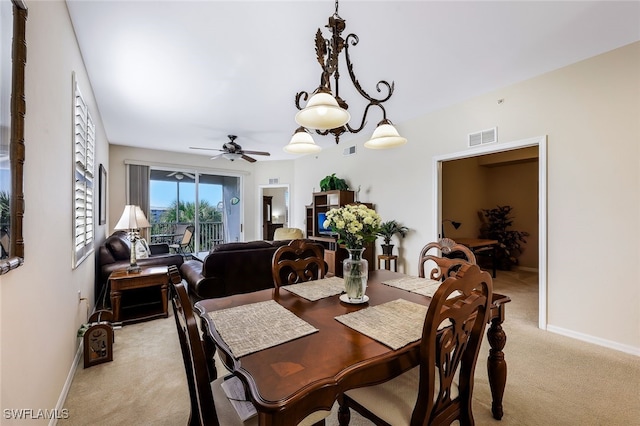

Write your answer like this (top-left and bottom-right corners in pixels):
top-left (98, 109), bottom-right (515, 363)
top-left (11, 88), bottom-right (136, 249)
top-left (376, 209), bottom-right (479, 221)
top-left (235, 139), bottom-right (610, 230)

top-left (364, 119), bottom-right (407, 149)
top-left (284, 127), bottom-right (322, 154)
top-left (290, 0), bottom-right (407, 149)
top-left (295, 87), bottom-right (350, 130)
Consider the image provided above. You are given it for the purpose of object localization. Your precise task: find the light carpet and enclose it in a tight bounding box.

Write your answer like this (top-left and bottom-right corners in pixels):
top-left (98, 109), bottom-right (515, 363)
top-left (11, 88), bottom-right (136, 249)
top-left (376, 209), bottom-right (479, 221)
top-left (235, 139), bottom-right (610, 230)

top-left (59, 270), bottom-right (640, 425)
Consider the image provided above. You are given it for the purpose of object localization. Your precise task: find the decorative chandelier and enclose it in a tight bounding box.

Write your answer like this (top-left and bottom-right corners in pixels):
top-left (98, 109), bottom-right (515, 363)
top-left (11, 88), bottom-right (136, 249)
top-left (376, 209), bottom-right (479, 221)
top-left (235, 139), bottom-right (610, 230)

top-left (284, 0), bottom-right (407, 154)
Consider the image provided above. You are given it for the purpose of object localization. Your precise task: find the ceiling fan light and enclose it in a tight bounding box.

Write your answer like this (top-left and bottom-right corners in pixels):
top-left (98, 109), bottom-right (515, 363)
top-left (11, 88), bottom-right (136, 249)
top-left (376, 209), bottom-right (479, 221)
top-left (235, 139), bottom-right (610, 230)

top-left (284, 127), bottom-right (322, 154)
top-left (295, 90), bottom-right (350, 130)
top-left (364, 120), bottom-right (407, 149)
top-left (222, 153), bottom-right (242, 161)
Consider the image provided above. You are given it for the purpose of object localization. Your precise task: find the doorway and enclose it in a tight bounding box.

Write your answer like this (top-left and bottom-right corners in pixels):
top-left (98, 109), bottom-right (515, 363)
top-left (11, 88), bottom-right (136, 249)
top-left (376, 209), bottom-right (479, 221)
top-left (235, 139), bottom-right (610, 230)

top-left (258, 184), bottom-right (290, 240)
top-left (433, 136), bottom-right (547, 329)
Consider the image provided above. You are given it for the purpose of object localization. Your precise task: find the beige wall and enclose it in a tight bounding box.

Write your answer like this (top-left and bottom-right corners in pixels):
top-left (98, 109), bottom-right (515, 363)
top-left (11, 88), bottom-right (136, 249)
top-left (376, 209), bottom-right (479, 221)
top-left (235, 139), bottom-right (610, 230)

top-left (0, 0), bottom-right (637, 418)
top-left (0, 0), bottom-right (110, 421)
top-left (291, 42), bottom-right (639, 352)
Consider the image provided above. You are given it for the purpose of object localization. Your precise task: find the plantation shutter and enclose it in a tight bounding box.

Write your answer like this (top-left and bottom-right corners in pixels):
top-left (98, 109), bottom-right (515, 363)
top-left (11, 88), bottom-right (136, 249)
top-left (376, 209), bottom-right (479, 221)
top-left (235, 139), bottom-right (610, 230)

top-left (73, 75), bottom-right (95, 267)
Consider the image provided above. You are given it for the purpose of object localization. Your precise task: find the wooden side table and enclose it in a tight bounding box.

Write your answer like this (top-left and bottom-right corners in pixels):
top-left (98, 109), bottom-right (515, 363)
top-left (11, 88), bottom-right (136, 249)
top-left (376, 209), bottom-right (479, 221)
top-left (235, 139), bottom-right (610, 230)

top-left (109, 265), bottom-right (169, 324)
top-left (377, 254), bottom-right (398, 272)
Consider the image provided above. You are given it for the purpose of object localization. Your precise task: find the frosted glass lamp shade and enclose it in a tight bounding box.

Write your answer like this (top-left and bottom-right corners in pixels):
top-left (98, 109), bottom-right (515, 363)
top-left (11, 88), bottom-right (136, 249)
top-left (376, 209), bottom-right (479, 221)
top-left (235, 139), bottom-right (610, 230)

top-left (364, 120), bottom-right (407, 149)
top-left (295, 89), bottom-right (350, 130)
top-left (222, 153), bottom-right (243, 161)
top-left (284, 127), bottom-right (322, 154)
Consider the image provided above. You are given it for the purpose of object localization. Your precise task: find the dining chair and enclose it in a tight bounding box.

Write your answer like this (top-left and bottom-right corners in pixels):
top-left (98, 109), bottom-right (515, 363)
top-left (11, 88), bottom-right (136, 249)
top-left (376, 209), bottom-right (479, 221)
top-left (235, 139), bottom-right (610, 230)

top-left (272, 239), bottom-right (327, 287)
top-left (170, 225), bottom-right (195, 255)
top-left (171, 280), bottom-right (329, 426)
top-left (418, 238), bottom-right (477, 281)
top-left (169, 264), bottom-right (219, 382)
top-left (338, 263), bottom-right (493, 426)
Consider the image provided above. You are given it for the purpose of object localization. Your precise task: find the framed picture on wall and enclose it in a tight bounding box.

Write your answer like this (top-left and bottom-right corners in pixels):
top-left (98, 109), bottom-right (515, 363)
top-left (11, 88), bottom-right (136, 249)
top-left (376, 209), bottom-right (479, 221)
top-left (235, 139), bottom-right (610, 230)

top-left (99, 164), bottom-right (107, 225)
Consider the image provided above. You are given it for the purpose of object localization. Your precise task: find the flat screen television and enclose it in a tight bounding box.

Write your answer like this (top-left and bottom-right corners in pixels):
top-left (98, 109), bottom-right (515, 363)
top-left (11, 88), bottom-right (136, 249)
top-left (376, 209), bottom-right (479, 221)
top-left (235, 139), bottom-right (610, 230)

top-left (317, 212), bottom-right (334, 235)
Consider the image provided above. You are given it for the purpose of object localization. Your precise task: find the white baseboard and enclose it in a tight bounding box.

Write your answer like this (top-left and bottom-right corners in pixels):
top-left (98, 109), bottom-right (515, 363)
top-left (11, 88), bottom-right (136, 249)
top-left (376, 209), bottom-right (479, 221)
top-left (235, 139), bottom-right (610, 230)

top-left (49, 340), bottom-right (83, 426)
top-left (546, 325), bottom-right (640, 356)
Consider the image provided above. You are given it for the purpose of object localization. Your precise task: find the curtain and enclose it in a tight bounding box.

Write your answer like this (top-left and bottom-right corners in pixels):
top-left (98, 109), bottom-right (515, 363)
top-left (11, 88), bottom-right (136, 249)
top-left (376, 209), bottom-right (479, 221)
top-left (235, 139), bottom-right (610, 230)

top-left (128, 164), bottom-right (150, 239)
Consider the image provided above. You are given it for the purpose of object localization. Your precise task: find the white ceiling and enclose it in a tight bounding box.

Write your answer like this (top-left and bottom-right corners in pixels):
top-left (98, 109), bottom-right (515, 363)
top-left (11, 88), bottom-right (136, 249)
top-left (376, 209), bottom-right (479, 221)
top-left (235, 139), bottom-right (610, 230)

top-left (65, 0), bottom-right (640, 162)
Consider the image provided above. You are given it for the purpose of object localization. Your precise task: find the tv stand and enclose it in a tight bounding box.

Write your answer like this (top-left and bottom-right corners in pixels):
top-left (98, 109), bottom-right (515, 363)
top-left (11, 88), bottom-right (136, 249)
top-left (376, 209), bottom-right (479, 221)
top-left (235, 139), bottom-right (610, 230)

top-left (305, 190), bottom-right (374, 277)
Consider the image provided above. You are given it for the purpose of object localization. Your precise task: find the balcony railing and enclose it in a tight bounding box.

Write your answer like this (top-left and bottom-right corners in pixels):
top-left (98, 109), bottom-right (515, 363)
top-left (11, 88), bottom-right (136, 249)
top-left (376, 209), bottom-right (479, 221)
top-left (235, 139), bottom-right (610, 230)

top-left (150, 221), bottom-right (224, 252)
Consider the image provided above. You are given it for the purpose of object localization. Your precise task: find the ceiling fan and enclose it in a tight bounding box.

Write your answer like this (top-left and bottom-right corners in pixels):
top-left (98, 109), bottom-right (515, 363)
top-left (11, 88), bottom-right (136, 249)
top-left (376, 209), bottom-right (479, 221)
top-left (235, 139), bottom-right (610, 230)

top-left (167, 171), bottom-right (195, 180)
top-left (189, 135), bottom-right (271, 163)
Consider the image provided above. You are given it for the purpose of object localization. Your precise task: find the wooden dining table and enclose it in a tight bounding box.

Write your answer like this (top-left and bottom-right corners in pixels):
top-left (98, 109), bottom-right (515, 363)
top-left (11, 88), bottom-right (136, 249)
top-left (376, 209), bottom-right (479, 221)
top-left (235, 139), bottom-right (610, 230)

top-left (195, 269), bottom-right (511, 426)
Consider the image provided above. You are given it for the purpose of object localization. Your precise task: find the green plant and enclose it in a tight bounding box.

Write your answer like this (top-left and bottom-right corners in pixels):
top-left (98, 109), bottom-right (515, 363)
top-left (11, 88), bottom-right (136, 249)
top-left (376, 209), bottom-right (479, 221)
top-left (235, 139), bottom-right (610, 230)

top-left (319, 173), bottom-right (349, 191)
top-left (376, 220), bottom-right (409, 245)
top-left (479, 205), bottom-right (528, 270)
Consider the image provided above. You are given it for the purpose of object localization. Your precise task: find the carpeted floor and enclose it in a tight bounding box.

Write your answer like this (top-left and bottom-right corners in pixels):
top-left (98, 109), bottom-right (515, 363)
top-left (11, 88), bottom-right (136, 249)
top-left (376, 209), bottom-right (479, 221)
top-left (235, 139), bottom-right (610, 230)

top-left (59, 270), bottom-right (640, 425)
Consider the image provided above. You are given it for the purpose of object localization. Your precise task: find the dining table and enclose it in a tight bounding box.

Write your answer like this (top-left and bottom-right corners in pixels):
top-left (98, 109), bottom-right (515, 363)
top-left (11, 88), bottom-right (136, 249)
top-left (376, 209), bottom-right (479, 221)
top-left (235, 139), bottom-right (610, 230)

top-left (195, 269), bottom-right (511, 426)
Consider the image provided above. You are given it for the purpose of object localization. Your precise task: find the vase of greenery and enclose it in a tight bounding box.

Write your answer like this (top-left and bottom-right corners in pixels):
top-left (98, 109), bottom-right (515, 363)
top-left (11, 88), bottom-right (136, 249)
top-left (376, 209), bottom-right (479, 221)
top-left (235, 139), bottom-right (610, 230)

top-left (376, 220), bottom-right (409, 256)
top-left (479, 205), bottom-right (528, 270)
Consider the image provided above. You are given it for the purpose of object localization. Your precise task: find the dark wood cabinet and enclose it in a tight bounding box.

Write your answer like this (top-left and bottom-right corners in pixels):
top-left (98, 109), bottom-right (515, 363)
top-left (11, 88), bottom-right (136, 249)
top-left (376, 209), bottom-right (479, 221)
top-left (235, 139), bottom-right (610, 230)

top-left (305, 190), bottom-right (374, 276)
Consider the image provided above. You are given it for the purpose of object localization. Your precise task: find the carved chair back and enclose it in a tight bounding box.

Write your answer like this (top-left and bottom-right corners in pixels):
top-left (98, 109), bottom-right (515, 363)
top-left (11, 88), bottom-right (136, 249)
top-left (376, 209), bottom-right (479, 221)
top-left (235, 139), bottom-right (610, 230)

top-left (419, 238), bottom-right (477, 281)
top-left (272, 239), bottom-right (326, 288)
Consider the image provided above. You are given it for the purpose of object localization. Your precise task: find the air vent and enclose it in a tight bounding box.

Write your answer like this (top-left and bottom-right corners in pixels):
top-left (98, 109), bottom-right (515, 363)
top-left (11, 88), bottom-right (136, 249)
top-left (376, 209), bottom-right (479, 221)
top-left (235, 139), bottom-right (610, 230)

top-left (468, 127), bottom-right (497, 147)
top-left (268, 178), bottom-right (279, 185)
top-left (343, 145), bottom-right (357, 156)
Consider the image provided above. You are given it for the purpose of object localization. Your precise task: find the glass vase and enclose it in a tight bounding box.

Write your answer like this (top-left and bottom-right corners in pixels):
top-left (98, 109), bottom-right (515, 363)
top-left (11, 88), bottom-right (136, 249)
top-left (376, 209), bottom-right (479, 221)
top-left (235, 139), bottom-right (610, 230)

top-left (343, 248), bottom-right (368, 302)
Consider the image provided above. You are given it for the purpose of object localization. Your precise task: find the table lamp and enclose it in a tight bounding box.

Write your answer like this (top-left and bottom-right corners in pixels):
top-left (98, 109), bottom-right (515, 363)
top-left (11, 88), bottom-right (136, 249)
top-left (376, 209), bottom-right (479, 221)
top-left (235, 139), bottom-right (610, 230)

top-left (114, 205), bottom-right (151, 273)
top-left (441, 219), bottom-right (461, 239)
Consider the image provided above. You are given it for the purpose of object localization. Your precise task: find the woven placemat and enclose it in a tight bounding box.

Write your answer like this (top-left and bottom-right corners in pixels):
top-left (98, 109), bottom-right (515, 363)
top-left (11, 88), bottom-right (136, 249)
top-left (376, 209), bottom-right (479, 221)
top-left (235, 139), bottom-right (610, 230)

top-left (383, 276), bottom-right (462, 298)
top-left (334, 299), bottom-right (427, 350)
top-left (281, 276), bottom-right (345, 301)
top-left (207, 300), bottom-right (318, 358)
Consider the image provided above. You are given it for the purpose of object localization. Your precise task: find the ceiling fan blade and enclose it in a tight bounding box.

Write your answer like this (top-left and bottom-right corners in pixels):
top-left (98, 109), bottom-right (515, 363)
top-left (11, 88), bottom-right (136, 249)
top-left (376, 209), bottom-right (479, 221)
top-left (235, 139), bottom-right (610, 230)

top-left (241, 154), bottom-right (257, 163)
top-left (241, 150), bottom-right (271, 156)
top-left (210, 154), bottom-right (224, 160)
top-left (190, 146), bottom-right (223, 152)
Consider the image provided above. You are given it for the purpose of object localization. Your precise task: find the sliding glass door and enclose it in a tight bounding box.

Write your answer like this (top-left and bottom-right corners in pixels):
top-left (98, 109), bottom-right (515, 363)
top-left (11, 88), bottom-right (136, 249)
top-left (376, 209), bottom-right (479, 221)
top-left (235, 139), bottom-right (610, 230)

top-left (149, 169), bottom-right (241, 253)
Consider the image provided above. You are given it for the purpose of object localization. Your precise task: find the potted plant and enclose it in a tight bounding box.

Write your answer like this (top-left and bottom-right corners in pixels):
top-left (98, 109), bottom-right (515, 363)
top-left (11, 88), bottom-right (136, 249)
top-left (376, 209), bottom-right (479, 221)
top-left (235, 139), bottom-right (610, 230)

top-left (376, 220), bottom-right (409, 256)
top-left (478, 205), bottom-right (528, 270)
top-left (319, 173), bottom-right (349, 192)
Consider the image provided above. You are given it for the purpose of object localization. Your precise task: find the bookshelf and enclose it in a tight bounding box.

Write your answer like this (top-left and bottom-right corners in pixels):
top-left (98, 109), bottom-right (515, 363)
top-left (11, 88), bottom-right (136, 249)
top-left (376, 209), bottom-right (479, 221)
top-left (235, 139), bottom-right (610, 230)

top-left (305, 190), bottom-right (374, 276)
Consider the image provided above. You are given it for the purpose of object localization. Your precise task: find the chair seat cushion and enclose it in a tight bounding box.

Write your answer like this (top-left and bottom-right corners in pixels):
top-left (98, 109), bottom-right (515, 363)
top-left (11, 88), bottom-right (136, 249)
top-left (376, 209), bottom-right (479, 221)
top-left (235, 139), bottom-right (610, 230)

top-left (211, 376), bottom-right (258, 426)
top-left (344, 367), bottom-right (458, 426)
top-left (211, 376), bottom-right (330, 426)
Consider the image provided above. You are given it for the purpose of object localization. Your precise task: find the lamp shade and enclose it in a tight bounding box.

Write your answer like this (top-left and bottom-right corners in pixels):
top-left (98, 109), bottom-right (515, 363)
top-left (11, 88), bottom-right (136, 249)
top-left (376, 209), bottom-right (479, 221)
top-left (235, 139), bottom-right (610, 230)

top-left (364, 119), bottom-right (407, 149)
top-left (114, 205), bottom-right (150, 230)
top-left (134, 206), bottom-right (151, 228)
top-left (284, 127), bottom-right (322, 154)
top-left (295, 88), bottom-right (350, 130)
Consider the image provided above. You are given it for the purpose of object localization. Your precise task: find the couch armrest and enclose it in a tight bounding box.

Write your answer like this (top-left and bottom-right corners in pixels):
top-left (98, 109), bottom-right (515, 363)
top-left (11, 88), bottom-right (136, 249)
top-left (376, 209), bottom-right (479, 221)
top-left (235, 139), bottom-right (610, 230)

top-left (180, 260), bottom-right (227, 300)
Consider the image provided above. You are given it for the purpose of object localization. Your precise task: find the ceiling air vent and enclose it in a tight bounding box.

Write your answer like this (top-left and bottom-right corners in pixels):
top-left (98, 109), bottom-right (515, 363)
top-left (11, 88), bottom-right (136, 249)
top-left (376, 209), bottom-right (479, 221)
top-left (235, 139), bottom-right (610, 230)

top-left (343, 145), bottom-right (357, 156)
top-left (468, 127), bottom-right (497, 147)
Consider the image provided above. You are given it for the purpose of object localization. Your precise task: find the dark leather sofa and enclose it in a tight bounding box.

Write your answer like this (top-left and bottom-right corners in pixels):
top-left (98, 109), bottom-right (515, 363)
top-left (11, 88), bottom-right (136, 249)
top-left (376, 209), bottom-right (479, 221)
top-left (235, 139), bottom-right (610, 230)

top-left (180, 240), bottom-right (324, 301)
top-left (96, 231), bottom-right (184, 301)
